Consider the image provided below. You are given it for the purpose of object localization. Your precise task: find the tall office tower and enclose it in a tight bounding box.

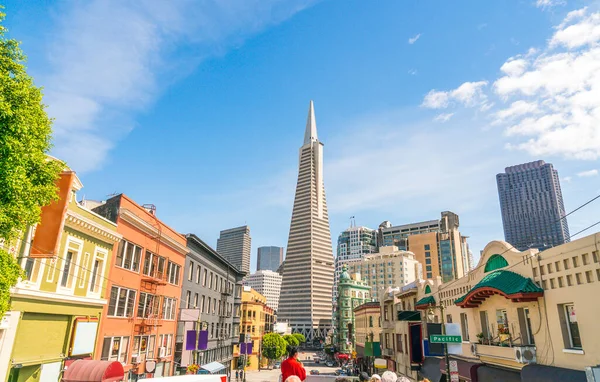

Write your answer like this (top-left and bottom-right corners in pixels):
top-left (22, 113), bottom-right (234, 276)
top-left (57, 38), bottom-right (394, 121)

top-left (278, 101), bottom-right (335, 342)
top-left (256, 246), bottom-right (284, 272)
top-left (497, 160), bottom-right (570, 251)
top-left (333, 226), bottom-right (377, 302)
top-left (245, 270), bottom-right (283, 312)
top-left (216, 226), bottom-right (251, 274)
top-left (378, 211), bottom-right (470, 283)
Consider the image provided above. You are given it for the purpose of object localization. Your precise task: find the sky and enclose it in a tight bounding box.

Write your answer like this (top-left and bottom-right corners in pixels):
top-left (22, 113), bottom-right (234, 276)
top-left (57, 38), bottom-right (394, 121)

top-left (6, 0), bottom-right (600, 271)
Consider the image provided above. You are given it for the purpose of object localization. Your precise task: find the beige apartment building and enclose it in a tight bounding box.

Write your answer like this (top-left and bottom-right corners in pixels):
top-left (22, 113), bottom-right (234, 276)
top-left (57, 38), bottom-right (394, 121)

top-left (354, 301), bottom-right (382, 373)
top-left (379, 233), bottom-right (600, 382)
top-left (348, 246), bottom-right (422, 301)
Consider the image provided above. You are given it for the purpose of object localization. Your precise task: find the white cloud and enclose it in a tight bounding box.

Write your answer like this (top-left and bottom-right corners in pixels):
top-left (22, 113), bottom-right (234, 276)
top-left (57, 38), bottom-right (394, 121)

top-left (422, 7), bottom-right (600, 160)
top-left (40, 0), bottom-right (314, 172)
top-left (408, 33), bottom-right (421, 44)
top-left (577, 169), bottom-right (598, 177)
top-left (408, 69), bottom-right (418, 75)
top-left (421, 81), bottom-right (488, 109)
top-left (433, 113), bottom-right (454, 123)
top-left (536, 0), bottom-right (565, 9)
top-left (563, 176), bottom-right (572, 183)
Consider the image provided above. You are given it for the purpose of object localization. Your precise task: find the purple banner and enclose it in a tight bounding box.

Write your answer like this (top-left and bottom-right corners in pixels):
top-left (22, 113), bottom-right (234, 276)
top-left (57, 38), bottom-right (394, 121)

top-left (240, 343), bottom-right (246, 354)
top-left (197, 330), bottom-right (208, 350)
top-left (185, 330), bottom-right (197, 351)
top-left (246, 343), bottom-right (253, 355)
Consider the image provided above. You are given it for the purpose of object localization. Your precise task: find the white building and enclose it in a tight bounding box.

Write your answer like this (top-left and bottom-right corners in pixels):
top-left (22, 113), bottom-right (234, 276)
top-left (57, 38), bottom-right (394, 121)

top-left (245, 270), bottom-right (282, 312)
top-left (348, 246), bottom-right (422, 301)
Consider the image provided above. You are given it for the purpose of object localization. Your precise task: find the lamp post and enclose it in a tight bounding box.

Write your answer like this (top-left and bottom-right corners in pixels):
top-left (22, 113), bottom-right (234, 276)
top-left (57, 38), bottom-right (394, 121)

top-left (427, 305), bottom-right (451, 382)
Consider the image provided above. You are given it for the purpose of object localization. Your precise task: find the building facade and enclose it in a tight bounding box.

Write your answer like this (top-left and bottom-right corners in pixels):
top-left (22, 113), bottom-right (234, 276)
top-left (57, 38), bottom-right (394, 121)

top-left (245, 270), bottom-right (282, 312)
top-left (176, 234), bottom-right (245, 375)
top-left (256, 246), bottom-right (283, 272)
top-left (92, 195), bottom-right (188, 380)
top-left (234, 287), bottom-right (274, 371)
top-left (348, 246), bottom-right (422, 301)
top-left (0, 170), bottom-right (121, 382)
top-left (497, 160), bottom-right (570, 251)
top-left (384, 233), bottom-right (600, 382)
top-left (354, 301), bottom-right (382, 372)
top-left (334, 266), bottom-right (371, 354)
top-left (217, 226), bottom-right (251, 274)
top-left (278, 101), bottom-right (335, 342)
top-left (334, 226), bottom-right (377, 303)
top-left (378, 211), bottom-right (471, 282)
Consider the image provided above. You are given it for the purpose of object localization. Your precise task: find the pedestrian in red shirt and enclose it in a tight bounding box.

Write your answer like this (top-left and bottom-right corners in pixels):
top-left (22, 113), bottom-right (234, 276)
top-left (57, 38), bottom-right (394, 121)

top-left (281, 347), bottom-right (306, 382)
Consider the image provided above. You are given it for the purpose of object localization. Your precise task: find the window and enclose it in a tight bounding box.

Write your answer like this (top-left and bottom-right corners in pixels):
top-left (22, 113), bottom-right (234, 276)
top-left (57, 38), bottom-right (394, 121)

top-left (460, 313), bottom-right (469, 341)
top-left (496, 309), bottom-right (509, 337)
top-left (479, 311), bottom-right (490, 341)
top-left (196, 265), bottom-right (201, 284)
top-left (137, 292), bottom-right (159, 318)
top-left (188, 261), bottom-right (194, 281)
top-left (186, 291), bottom-right (192, 308)
top-left (203, 269), bottom-right (207, 286)
top-left (167, 261), bottom-right (181, 285)
top-left (425, 258), bottom-right (431, 265)
top-left (517, 308), bottom-right (534, 345)
top-left (424, 244), bottom-right (430, 250)
top-left (132, 335), bottom-right (156, 361)
top-left (561, 304), bottom-right (582, 349)
top-left (425, 251), bottom-right (431, 258)
top-left (60, 250), bottom-right (76, 288)
top-left (427, 272), bottom-right (432, 278)
top-left (108, 286), bottom-right (137, 317)
top-left (158, 334), bottom-right (173, 356)
top-left (89, 250), bottom-right (106, 294)
top-left (116, 240), bottom-right (142, 272)
top-left (396, 334), bottom-right (403, 353)
top-left (201, 296), bottom-right (205, 312)
top-left (101, 336), bottom-right (129, 362)
top-left (79, 252), bottom-right (90, 288)
top-left (162, 297), bottom-right (176, 320)
top-left (209, 273), bottom-right (213, 289)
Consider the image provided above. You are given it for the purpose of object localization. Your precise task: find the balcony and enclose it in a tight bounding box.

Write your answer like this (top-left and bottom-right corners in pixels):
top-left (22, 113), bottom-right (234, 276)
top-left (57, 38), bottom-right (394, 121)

top-left (475, 343), bottom-right (536, 367)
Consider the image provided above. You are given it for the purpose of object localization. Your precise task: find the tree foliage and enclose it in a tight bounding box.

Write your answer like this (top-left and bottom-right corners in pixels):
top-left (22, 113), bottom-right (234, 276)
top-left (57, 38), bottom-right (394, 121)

top-left (261, 333), bottom-right (287, 362)
top-left (292, 333), bottom-right (306, 344)
top-left (0, 10), bottom-right (62, 317)
top-left (283, 334), bottom-right (300, 347)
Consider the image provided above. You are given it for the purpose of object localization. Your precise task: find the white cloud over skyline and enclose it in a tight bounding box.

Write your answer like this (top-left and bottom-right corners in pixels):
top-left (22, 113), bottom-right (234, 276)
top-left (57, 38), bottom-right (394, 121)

top-left (408, 33), bottom-right (421, 44)
top-left (577, 169), bottom-right (598, 177)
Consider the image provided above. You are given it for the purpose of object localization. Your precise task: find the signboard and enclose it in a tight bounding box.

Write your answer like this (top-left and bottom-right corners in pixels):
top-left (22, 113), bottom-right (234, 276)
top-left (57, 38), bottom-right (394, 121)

top-left (446, 323), bottom-right (463, 356)
top-left (430, 335), bottom-right (462, 343)
top-left (449, 360), bottom-right (459, 382)
top-left (374, 358), bottom-right (387, 369)
top-left (70, 319), bottom-right (99, 356)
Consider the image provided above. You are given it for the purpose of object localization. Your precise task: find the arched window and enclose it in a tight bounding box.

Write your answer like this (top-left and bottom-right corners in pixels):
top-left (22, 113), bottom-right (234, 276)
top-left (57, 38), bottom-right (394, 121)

top-left (358, 292), bottom-right (363, 298)
top-left (485, 254), bottom-right (509, 272)
top-left (352, 291), bottom-right (356, 298)
top-left (424, 285), bottom-right (431, 294)
top-left (344, 290), bottom-right (349, 297)
top-left (369, 316), bottom-right (373, 327)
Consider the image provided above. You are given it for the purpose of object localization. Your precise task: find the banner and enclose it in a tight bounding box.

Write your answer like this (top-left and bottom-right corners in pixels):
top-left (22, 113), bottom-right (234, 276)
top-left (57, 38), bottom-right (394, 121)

top-left (186, 330), bottom-right (197, 351)
top-left (198, 330), bottom-right (208, 350)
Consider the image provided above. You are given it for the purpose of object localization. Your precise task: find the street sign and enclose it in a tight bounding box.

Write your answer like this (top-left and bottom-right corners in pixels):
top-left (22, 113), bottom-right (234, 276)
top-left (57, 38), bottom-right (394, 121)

top-left (430, 335), bottom-right (462, 343)
top-left (449, 360), bottom-right (459, 382)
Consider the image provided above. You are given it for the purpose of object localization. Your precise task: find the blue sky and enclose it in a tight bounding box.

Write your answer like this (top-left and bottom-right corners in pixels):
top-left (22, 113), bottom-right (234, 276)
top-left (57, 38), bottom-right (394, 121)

top-left (6, 0), bottom-right (600, 271)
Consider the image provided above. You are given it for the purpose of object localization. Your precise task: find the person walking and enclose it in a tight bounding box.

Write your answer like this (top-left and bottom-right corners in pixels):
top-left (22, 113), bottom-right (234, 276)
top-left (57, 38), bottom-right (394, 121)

top-left (281, 347), bottom-right (307, 382)
top-left (235, 370), bottom-right (239, 381)
top-left (240, 370), bottom-right (244, 381)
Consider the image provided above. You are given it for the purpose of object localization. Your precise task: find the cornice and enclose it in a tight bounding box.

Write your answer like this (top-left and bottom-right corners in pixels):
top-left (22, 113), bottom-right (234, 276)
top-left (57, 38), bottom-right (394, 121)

top-left (119, 208), bottom-right (188, 255)
top-left (65, 210), bottom-right (122, 243)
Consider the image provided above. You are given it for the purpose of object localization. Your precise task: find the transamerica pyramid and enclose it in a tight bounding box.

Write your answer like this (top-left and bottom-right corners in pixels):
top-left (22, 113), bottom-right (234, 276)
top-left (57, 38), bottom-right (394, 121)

top-left (278, 101), bottom-right (335, 342)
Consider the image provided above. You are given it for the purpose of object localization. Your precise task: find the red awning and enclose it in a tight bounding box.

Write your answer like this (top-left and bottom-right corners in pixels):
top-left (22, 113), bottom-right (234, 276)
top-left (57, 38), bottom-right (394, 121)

top-left (337, 354), bottom-right (350, 360)
top-left (63, 360), bottom-right (124, 382)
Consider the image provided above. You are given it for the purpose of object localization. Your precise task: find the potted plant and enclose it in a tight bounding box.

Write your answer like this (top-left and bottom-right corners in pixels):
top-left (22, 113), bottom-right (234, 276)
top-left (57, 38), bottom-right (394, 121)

top-left (186, 364), bottom-right (200, 375)
top-left (476, 332), bottom-right (485, 344)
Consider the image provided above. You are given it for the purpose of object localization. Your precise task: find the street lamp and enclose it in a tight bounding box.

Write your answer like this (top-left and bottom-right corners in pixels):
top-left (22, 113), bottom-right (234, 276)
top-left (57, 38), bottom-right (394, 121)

top-left (426, 305), bottom-right (451, 382)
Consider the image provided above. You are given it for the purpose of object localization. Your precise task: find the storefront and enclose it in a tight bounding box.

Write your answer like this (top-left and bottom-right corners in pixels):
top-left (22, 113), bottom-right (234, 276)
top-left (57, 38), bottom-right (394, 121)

top-left (476, 365), bottom-right (520, 382)
top-left (520, 364), bottom-right (586, 382)
top-left (440, 358), bottom-right (481, 382)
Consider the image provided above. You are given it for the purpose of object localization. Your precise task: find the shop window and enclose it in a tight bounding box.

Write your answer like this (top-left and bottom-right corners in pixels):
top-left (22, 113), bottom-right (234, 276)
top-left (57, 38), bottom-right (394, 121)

top-left (101, 336), bottom-right (129, 362)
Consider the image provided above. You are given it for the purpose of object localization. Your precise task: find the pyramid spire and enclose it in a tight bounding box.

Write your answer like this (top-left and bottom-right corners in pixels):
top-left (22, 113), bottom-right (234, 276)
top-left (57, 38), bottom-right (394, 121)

top-left (303, 100), bottom-right (318, 145)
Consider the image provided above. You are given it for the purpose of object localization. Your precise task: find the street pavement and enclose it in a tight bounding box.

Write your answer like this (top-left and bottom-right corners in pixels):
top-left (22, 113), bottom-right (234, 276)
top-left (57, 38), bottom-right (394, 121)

top-left (243, 352), bottom-right (341, 382)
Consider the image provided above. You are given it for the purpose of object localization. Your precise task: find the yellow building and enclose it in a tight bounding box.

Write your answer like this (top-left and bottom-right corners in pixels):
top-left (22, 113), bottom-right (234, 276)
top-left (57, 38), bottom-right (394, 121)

top-left (354, 302), bottom-right (381, 372)
top-left (382, 233), bottom-right (600, 381)
top-left (233, 287), bottom-right (274, 371)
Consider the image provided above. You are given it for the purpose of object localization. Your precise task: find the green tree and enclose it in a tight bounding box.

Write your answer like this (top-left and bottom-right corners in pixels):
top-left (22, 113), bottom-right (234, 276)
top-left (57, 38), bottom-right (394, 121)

top-left (0, 10), bottom-right (62, 317)
top-left (283, 334), bottom-right (299, 347)
top-left (292, 333), bottom-right (306, 344)
top-left (261, 333), bottom-right (287, 365)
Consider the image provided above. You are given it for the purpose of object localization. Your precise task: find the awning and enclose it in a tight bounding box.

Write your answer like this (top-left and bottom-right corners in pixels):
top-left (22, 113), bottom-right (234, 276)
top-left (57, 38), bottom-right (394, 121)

top-left (63, 360), bottom-right (124, 382)
top-left (440, 357), bottom-right (482, 381)
top-left (455, 270), bottom-right (543, 308)
top-left (415, 296), bottom-right (436, 310)
top-left (521, 364), bottom-right (587, 382)
top-left (397, 310), bottom-right (421, 321)
top-left (418, 357), bottom-right (442, 382)
top-left (200, 362), bottom-right (226, 374)
top-left (476, 365), bottom-right (520, 382)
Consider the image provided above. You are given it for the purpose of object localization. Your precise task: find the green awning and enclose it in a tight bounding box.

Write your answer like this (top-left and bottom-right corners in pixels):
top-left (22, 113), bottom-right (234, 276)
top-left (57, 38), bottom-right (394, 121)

top-left (415, 296), bottom-right (436, 309)
top-left (455, 270), bottom-right (543, 308)
top-left (397, 310), bottom-right (422, 321)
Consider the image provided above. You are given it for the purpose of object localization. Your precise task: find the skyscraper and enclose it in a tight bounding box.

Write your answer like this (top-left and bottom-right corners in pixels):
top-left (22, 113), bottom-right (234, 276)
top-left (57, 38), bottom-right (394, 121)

top-left (245, 270), bottom-right (283, 312)
top-left (216, 225), bottom-right (251, 274)
top-left (333, 226), bottom-right (377, 302)
top-left (256, 246), bottom-right (284, 272)
top-left (497, 160), bottom-right (570, 251)
top-left (278, 101), bottom-right (335, 341)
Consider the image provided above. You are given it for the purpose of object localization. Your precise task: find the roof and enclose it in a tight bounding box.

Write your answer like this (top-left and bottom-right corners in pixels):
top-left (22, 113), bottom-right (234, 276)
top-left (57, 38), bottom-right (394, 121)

top-left (186, 233), bottom-right (246, 277)
top-left (354, 301), bottom-right (380, 312)
top-left (455, 270), bottom-right (543, 308)
top-left (415, 295), bottom-right (436, 309)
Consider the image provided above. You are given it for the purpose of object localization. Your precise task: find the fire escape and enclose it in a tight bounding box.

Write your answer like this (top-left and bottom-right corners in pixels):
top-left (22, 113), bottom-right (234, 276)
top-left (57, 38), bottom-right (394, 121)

top-left (217, 266), bottom-right (232, 362)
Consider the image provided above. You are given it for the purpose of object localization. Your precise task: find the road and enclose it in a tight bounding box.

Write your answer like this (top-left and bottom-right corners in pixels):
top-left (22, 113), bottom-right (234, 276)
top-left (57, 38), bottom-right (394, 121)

top-left (243, 351), bottom-right (341, 382)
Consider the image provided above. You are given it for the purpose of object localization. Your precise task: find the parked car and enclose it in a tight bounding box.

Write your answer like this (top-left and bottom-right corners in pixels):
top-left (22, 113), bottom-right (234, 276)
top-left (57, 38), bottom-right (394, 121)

top-left (273, 362), bottom-right (281, 369)
top-left (310, 370), bottom-right (320, 375)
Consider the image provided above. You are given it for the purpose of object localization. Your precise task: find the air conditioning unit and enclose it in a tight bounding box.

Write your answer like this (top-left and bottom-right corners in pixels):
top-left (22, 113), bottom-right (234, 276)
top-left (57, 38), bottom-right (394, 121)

top-left (514, 346), bottom-right (536, 364)
top-left (470, 343), bottom-right (477, 356)
top-left (159, 346), bottom-right (167, 358)
top-left (131, 354), bottom-right (141, 364)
